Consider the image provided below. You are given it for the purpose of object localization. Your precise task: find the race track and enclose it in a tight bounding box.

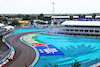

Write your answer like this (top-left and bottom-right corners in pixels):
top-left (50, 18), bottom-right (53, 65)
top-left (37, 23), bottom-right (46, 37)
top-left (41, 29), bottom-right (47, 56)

top-left (3, 31), bottom-right (41, 67)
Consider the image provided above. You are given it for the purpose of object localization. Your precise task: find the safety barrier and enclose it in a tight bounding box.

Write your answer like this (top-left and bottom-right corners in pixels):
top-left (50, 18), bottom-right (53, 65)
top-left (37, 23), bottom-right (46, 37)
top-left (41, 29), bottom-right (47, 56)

top-left (41, 30), bottom-right (100, 39)
top-left (67, 56), bottom-right (100, 67)
top-left (20, 25), bottom-right (60, 29)
top-left (0, 31), bottom-right (15, 66)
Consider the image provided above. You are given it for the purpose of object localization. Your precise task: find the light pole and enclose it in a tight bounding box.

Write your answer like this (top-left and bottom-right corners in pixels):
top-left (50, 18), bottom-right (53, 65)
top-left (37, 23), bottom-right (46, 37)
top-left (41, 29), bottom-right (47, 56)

top-left (51, 2), bottom-right (55, 26)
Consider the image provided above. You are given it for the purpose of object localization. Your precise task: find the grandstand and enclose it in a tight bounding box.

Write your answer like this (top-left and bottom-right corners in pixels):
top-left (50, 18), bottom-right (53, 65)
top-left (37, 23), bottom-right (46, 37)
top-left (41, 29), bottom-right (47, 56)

top-left (51, 16), bottom-right (70, 22)
top-left (95, 16), bottom-right (100, 21)
top-left (73, 16), bottom-right (78, 20)
top-left (85, 16), bottom-right (93, 21)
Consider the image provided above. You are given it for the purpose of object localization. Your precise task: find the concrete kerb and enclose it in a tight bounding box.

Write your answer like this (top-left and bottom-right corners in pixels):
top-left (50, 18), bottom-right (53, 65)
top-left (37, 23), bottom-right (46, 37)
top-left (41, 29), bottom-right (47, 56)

top-left (20, 35), bottom-right (40, 67)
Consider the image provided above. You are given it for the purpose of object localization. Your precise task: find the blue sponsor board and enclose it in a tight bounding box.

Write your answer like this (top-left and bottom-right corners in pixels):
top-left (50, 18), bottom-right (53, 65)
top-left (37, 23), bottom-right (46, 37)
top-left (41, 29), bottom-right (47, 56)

top-left (33, 44), bottom-right (64, 56)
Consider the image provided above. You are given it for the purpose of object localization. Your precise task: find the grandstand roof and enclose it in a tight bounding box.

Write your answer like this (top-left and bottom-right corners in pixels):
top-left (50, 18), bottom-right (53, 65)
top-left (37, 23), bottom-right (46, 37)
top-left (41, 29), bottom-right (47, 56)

top-left (61, 21), bottom-right (100, 26)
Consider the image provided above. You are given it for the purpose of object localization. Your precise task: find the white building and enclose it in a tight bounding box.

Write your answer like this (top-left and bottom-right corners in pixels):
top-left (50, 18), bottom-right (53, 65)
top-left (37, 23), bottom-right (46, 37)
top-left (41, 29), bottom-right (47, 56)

top-left (85, 16), bottom-right (92, 20)
top-left (73, 16), bottom-right (78, 20)
top-left (54, 21), bottom-right (100, 38)
top-left (51, 16), bottom-right (70, 23)
top-left (95, 16), bottom-right (100, 21)
top-left (33, 20), bottom-right (48, 23)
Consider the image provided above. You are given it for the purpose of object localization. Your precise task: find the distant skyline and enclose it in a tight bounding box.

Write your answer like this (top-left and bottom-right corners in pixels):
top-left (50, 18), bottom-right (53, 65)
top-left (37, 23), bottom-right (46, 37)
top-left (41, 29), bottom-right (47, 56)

top-left (0, 0), bottom-right (100, 14)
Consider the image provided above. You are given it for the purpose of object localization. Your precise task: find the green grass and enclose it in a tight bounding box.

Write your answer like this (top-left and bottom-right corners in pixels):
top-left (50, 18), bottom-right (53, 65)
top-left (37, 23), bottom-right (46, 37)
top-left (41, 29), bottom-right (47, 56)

top-left (0, 41), bottom-right (4, 46)
top-left (0, 36), bottom-right (4, 46)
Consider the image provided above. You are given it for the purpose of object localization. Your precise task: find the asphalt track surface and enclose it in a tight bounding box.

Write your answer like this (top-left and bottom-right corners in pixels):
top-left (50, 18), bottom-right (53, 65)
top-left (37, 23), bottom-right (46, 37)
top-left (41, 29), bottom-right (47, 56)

top-left (3, 31), bottom-right (42, 67)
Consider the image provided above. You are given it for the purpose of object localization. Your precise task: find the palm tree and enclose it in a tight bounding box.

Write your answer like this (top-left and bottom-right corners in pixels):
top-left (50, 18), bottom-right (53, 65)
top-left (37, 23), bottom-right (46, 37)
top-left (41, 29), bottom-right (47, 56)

top-left (30, 20), bottom-right (34, 25)
top-left (71, 60), bottom-right (81, 67)
top-left (43, 63), bottom-right (58, 67)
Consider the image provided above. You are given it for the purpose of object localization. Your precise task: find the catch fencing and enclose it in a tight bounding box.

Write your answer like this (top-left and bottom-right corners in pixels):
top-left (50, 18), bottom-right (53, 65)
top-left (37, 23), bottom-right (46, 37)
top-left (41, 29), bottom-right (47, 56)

top-left (0, 32), bottom-right (13, 64)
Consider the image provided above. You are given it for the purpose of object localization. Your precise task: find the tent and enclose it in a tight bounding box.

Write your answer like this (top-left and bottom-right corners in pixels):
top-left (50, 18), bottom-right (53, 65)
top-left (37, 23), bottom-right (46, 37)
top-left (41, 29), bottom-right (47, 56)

top-left (3, 26), bottom-right (14, 30)
top-left (0, 23), bottom-right (5, 27)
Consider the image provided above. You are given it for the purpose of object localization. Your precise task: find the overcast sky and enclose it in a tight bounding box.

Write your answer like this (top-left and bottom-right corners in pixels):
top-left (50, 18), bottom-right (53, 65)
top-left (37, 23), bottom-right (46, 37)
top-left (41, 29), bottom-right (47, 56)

top-left (0, 0), bottom-right (100, 14)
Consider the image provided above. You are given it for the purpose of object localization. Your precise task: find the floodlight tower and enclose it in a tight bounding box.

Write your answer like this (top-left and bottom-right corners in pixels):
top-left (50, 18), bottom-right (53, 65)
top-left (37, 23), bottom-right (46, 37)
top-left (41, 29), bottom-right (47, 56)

top-left (51, 2), bottom-right (55, 26)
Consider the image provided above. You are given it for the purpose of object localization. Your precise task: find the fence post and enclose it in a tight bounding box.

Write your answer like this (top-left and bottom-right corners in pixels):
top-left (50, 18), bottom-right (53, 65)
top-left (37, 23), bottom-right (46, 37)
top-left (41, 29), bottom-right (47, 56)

top-left (95, 56), bottom-right (97, 67)
top-left (80, 62), bottom-right (82, 67)
top-left (91, 59), bottom-right (93, 66)
top-left (86, 60), bottom-right (87, 67)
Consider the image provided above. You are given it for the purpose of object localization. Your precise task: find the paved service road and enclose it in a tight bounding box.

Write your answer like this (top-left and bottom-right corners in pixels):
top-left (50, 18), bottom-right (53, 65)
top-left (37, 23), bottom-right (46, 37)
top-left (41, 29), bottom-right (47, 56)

top-left (3, 31), bottom-right (41, 67)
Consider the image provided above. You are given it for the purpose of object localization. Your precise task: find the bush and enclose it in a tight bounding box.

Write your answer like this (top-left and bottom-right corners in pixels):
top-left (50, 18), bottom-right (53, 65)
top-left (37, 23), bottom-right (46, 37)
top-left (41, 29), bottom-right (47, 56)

top-left (48, 22), bottom-right (51, 24)
top-left (0, 41), bottom-right (4, 46)
top-left (40, 22), bottom-right (46, 24)
top-left (54, 22), bottom-right (57, 24)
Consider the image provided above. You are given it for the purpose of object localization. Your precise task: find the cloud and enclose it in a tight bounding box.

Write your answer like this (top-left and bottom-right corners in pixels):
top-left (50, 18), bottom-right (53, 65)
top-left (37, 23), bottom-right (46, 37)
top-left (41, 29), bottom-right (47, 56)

top-left (0, 0), bottom-right (100, 14)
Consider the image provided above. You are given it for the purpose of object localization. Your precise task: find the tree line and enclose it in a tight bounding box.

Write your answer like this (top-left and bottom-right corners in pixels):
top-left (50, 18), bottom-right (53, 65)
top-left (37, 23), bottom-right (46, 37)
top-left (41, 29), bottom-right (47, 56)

top-left (0, 13), bottom-right (98, 26)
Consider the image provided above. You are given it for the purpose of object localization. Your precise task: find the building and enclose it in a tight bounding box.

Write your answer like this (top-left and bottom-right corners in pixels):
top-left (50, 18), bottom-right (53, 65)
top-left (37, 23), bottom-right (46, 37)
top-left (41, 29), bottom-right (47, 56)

top-left (73, 15), bottom-right (93, 21)
top-left (76, 15), bottom-right (85, 21)
top-left (85, 16), bottom-right (93, 21)
top-left (18, 21), bottom-right (29, 26)
top-left (54, 21), bottom-right (100, 38)
top-left (73, 16), bottom-right (78, 20)
top-left (95, 16), bottom-right (100, 21)
top-left (51, 16), bottom-right (70, 23)
top-left (33, 20), bottom-right (48, 24)
top-left (0, 23), bottom-right (5, 36)
top-left (51, 15), bottom-right (100, 23)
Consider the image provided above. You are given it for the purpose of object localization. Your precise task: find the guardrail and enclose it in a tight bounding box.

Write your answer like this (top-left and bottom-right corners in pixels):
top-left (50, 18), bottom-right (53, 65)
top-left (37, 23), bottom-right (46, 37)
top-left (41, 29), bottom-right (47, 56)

top-left (0, 31), bottom-right (13, 65)
top-left (67, 56), bottom-right (100, 67)
top-left (80, 56), bottom-right (100, 67)
top-left (0, 29), bottom-right (6, 36)
top-left (20, 25), bottom-right (60, 29)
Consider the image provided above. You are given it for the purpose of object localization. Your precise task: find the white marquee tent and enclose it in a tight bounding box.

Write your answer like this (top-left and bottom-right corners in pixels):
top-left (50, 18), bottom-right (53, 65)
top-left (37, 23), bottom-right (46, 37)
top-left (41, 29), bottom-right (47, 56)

top-left (3, 26), bottom-right (14, 30)
top-left (0, 23), bottom-right (5, 27)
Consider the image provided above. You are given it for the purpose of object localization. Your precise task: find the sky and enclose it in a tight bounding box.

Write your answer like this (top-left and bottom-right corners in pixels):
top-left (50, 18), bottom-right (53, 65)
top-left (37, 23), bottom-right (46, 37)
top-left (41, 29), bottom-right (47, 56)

top-left (0, 0), bottom-right (100, 14)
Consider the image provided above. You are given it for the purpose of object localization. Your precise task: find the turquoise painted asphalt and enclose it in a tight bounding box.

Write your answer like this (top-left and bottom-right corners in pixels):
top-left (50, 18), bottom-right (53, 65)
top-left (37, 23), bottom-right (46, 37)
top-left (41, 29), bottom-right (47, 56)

top-left (14, 28), bottom-right (53, 34)
top-left (11, 47), bottom-right (14, 52)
